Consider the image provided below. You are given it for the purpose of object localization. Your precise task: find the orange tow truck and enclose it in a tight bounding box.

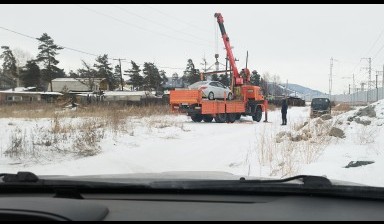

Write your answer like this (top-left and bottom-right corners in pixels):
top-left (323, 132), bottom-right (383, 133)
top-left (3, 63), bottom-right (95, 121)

top-left (170, 13), bottom-right (268, 123)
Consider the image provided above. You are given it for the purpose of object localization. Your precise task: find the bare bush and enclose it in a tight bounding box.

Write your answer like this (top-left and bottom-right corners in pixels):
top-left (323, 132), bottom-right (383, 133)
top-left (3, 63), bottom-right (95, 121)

top-left (0, 103), bottom-right (171, 119)
top-left (333, 103), bottom-right (352, 112)
top-left (4, 128), bottom-right (23, 159)
top-left (353, 125), bottom-right (377, 145)
top-left (251, 116), bottom-right (333, 178)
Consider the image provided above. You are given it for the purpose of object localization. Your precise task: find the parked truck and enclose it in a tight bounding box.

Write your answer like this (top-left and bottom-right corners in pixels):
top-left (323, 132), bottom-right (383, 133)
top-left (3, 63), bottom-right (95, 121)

top-left (169, 13), bottom-right (268, 123)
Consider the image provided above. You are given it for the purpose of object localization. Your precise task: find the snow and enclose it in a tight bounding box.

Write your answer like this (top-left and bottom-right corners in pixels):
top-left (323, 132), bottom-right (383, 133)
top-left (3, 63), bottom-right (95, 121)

top-left (1, 100), bottom-right (384, 187)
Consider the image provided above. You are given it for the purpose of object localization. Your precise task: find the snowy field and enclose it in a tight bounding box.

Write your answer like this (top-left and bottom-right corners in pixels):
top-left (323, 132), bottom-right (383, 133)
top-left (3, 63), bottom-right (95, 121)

top-left (1, 101), bottom-right (384, 187)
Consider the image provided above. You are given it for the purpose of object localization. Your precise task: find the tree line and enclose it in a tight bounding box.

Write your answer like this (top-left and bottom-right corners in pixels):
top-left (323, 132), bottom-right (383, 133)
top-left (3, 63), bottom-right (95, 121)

top-left (1, 32), bottom-right (270, 93)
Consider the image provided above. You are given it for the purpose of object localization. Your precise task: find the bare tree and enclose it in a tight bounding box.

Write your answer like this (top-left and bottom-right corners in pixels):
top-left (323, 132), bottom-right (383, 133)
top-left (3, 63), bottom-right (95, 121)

top-left (12, 48), bottom-right (34, 68)
top-left (77, 60), bottom-right (98, 92)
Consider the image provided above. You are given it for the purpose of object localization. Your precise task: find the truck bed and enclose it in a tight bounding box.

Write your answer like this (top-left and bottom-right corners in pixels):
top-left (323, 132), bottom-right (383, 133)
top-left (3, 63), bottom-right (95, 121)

top-left (170, 90), bottom-right (246, 115)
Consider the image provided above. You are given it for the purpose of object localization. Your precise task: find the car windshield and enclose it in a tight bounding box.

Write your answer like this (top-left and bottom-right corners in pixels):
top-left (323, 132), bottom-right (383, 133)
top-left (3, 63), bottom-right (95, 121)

top-left (1, 4), bottom-right (384, 194)
top-left (312, 98), bottom-right (329, 105)
top-left (311, 98), bottom-right (330, 108)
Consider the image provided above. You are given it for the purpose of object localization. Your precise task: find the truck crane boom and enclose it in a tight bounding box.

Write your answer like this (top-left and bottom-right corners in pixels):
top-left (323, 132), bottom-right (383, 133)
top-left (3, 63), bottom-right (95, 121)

top-left (214, 13), bottom-right (246, 86)
top-left (169, 12), bottom-right (268, 124)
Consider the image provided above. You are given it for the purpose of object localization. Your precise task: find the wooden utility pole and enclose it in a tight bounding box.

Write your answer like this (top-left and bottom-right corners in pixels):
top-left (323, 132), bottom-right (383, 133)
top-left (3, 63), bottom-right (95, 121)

top-left (113, 58), bottom-right (126, 91)
top-left (48, 48), bottom-right (53, 92)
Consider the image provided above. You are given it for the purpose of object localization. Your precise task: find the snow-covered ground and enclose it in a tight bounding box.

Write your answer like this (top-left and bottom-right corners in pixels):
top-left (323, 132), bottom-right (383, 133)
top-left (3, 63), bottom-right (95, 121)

top-left (1, 101), bottom-right (384, 187)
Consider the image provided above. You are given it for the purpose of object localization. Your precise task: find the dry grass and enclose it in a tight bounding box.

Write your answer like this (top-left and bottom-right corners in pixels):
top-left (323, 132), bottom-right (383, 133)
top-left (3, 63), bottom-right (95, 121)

top-left (333, 103), bottom-right (352, 112)
top-left (1, 103), bottom-right (181, 163)
top-left (0, 103), bottom-right (171, 119)
top-left (0, 103), bottom-right (57, 118)
top-left (250, 117), bottom-right (333, 178)
top-left (353, 125), bottom-right (378, 145)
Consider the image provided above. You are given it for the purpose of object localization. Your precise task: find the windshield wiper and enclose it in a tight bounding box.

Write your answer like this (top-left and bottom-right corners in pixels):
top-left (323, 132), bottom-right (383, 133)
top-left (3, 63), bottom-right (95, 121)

top-left (239, 175), bottom-right (332, 187)
top-left (2, 172), bottom-right (384, 200)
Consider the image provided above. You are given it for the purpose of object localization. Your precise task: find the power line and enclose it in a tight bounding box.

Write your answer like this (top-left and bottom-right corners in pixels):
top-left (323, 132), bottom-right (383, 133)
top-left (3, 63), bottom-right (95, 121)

top-left (121, 60), bottom-right (184, 70)
top-left (365, 27), bottom-right (384, 57)
top-left (110, 4), bottom-right (213, 45)
top-left (346, 28), bottom-right (384, 79)
top-left (142, 4), bottom-right (211, 34)
top-left (0, 25), bottom-right (188, 74)
top-left (0, 26), bottom-right (37, 40)
top-left (373, 43), bottom-right (384, 60)
top-left (0, 25), bottom-right (113, 59)
top-left (76, 4), bottom-right (212, 47)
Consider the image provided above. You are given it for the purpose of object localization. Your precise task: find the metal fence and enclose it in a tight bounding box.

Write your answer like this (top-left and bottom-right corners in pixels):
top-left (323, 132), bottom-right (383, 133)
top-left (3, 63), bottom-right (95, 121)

top-left (306, 87), bottom-right (384, 105)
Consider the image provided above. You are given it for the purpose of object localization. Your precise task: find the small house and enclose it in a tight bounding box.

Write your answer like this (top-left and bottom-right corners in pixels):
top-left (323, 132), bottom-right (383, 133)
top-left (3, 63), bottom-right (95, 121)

top-left (49, 78), bottom-right (109, 93)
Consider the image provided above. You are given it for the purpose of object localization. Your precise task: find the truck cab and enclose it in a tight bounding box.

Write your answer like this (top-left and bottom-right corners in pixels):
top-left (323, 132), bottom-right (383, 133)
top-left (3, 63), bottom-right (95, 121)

top-left (310, 98), bottom-right (331, 118)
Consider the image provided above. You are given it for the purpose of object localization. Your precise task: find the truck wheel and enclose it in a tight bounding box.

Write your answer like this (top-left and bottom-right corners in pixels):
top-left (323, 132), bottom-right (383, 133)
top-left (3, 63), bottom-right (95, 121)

top-left (235, 114), bottom-right (241, 120)
top-left (227, 113), bottom-right (236, 123)
top-left (252, 107), bottom-right (262, 122)
top-left (208, 92), bottom-right (215, 100)
top-left (214, 113), bottom-right (227, 123)
top-left (191, 114), bottom-right (203, 122)
top-left (203, 115), bottom-right (213, 122)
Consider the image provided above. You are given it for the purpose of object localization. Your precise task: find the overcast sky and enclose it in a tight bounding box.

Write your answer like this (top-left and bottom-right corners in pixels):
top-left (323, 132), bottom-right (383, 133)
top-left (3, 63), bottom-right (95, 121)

top-left (1, 4), bottom-right (384, 94)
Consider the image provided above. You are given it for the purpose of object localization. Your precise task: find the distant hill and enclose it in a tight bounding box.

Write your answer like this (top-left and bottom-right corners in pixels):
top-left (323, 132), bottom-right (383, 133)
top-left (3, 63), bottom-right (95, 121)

top-left (266, 82), bottom-right (326, 100)
top-left (286, 83), bottom-right (325, 97)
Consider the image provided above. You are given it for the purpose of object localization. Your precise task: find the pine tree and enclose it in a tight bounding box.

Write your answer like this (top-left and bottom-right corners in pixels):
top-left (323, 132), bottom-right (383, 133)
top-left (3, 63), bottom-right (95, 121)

top-left (94, 54), bottom-right (115, 90)
top-left (159, 70), bottom-right (168, 91)
top-left (35, 33), bottom-right (64, 91)
top-left (211, 73), bottom-right (219, 81)
top-left (68, 70), bottom-right (79, 78)
top-left (0, 46), bottom-right (18, 79)
top-left (219, 74), bottom-right (230, 87)
top-left (114, 64), bottom-right (123, 90)
top-left (142, 62), bottom-right (161, 91)
top-left (126, 61), bottom-right (143, 91)
top-left (19, 60), bottom-right (41, 88)
top-left (183, 59), bottom-right (200, 84)
top-left (250, 70), bottom-right (261, 86)
top-left (182, 59), bottom-right (200, 85)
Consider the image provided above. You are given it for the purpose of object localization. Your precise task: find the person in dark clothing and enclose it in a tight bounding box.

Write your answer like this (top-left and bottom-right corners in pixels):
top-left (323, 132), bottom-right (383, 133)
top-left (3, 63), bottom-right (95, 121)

top-left (281, 99), bottom-right (288, 125)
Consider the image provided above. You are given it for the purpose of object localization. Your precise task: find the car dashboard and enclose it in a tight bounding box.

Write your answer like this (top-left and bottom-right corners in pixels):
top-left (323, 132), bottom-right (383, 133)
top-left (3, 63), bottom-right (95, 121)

top-left (1, 192), bottom-right (384, 221)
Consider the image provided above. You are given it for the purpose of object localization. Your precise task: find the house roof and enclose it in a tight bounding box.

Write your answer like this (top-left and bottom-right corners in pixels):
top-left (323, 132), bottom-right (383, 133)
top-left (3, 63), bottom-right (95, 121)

top-left (0, 87), bottom-right (36, 92)
top-left (76, 91), bottom-right (155, 97)
top-left (52, 78), bottom-right (107, 82)
top-left (0, 87), bottom-right (63, 96)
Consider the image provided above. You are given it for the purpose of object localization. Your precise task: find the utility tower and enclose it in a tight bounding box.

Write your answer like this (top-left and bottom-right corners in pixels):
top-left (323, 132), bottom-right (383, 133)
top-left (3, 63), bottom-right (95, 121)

top-left (376, 71), bottom-right (379, 102)
top-left (329, 57), bottom-right (333, 100)
top-left (361, 57), bottom-right (372, 102)
top-left (201, 55), bottom-right (208, 72)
